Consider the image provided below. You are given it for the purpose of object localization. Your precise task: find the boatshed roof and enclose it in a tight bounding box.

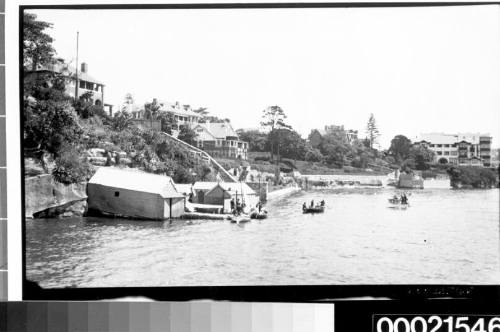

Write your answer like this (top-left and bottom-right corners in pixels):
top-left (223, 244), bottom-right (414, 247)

top-left (89, 167), bottom-right (183, 198)
top-left (193, 181), bottom-right (255, 195)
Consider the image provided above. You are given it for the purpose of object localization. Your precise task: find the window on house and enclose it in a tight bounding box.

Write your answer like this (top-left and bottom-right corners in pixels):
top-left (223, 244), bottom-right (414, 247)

top-left (114, 191), bottom-right (120, 197)
top-left (79, 80), bottom-right (85, 88)
top-left (444, 151), bottom-right (449, 155)
top-left (437, 151), bottom-right (442, 155)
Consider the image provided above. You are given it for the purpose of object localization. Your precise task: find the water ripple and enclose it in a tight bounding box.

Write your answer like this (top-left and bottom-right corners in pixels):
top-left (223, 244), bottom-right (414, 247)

top-left (26, 188), bottom-right (500, 287)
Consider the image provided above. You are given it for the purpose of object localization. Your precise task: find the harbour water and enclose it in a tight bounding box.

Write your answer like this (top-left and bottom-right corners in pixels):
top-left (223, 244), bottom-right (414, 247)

top-left (26, 188), bottom-right (500, 288)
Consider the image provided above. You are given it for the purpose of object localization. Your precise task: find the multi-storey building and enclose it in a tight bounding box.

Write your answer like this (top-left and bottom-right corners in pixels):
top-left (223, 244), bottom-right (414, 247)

top-left (193, 122), bottom-right (249, 160)
top-left (25, 61), bottom-right (106, 107)
top-left (415, 133), bottom-right (492, 167)
top-left (160, 101), bottom-right (202, 131)
top-left (128, 99), bottom-right (202, 133)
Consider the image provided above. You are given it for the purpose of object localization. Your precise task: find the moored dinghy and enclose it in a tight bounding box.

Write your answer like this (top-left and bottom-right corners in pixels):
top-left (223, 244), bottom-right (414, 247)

top-left (250, 210), bottom-right (268, 219)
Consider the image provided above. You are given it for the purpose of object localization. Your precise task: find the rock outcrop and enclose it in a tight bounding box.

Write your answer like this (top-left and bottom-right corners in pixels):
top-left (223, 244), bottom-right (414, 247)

top-left (25, 174), bottom-right (87, 218)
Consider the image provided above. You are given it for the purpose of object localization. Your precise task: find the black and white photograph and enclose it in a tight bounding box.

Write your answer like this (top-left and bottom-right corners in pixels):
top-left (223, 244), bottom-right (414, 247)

top-left (22, 4), bottom-right (500, 290)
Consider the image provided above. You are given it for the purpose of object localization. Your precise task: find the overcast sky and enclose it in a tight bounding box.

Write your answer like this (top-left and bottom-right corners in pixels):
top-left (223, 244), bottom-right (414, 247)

top-left (29, 5), bottom-right (500, 148)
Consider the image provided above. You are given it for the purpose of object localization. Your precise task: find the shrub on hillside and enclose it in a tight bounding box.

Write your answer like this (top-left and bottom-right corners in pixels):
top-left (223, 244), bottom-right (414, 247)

top-left (52, 146), bottom-right (95, 184)
top-left (304, 148), bottom-right (323, 162)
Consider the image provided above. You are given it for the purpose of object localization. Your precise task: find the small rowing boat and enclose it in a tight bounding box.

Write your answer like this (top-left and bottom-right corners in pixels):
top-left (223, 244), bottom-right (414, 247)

top-left (230, 214), bottom-right (251, 224)
top-left (250, 210), bottom-right (268, 219)
top-left (302, 206), bottom-right (325, 214)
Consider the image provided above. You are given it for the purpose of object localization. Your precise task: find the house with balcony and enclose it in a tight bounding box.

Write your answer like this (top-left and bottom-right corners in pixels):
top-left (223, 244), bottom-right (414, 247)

top-left (159, 101), bottom-right (203, 131)
top-left (25, 61), bottom-right (106, 108)
top-left (193, 122), bottom-right (249, 160)
top-left (415, 133), bottom-right (492, 167)
top-left (126, 99), bottom-right (202, 133)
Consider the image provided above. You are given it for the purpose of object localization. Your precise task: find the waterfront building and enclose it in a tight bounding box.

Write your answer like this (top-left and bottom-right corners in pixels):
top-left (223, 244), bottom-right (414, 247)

top-left (193, 122), bottom-right (249, 160)
top-left (25, 60), bottom-right (108, 109)
top-left (178, 181), bottom-right (257, 209)
top-left (416, 133), bottom-right (492, 167)
top-left (204, 184), bottom-right (233, 212)
top-left (87, 167), bottom-right (185, 219)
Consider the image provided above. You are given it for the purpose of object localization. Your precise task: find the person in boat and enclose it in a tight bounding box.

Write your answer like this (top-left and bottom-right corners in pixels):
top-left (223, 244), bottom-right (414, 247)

top-left (302, 202), bottom-right (307, 211)
top-left (188, 192), bottom-right (194, 203)
top-left (320, 200), bottom-right (325, 207)
top-left (310, 200), bottom-right (315, 208)
top-left (401, 193), bottom-right (408, 204)
top-left (230, 198), bottom-right (235, 211)
top-left (256, 201), bottom-right (262, 213)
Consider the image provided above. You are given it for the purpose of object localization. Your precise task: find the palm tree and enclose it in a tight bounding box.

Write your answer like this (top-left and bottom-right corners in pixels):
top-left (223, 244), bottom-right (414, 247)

top-left (144, 98), bottom-right (163, 129)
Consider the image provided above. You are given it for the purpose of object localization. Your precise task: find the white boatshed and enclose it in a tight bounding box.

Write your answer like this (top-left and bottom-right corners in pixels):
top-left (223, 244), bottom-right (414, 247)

top-left (87, 167), bottom-right (185, 220)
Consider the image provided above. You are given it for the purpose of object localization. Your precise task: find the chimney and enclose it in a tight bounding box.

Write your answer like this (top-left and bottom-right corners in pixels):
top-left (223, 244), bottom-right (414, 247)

top-left (81, 62), bottom-right (88, 73)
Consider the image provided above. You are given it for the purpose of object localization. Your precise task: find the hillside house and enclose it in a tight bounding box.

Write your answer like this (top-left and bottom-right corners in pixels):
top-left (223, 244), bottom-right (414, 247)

top-left (193, 122), bottom-right (249, 160)
top-left (25, 61), bottom-right (107, 108)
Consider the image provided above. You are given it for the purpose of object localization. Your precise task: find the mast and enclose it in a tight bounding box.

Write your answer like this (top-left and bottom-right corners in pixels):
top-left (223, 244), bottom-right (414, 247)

top-left (75, 31), bottom-right (79, 100)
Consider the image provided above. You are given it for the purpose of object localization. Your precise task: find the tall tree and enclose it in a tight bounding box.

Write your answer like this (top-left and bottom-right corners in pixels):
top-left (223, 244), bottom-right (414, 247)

top-left (409, 145), bottom-right (435, 170)
top-left (308, 129), bottom-right (323, 149)
top-left (23, 13), bottom-right (56, 71)
top-left (388, 135), bottom-right (412, 163)
top-left (236, 129), bottom-right (267, 152)
top-left (260, 105), bottom-right (292, 160)
top-left (365, 113), bottom-right (380, 149)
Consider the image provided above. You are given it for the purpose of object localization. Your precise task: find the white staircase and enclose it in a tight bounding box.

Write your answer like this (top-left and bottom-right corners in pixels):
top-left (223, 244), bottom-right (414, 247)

top-left (159, 132), bottom-right (237, 183)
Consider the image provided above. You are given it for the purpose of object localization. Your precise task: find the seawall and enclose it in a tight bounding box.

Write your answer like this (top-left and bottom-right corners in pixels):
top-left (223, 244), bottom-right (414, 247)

top-left (266, 186), bottom-right (301, 201)
top-left (298, 174), bottom-right (385, 188)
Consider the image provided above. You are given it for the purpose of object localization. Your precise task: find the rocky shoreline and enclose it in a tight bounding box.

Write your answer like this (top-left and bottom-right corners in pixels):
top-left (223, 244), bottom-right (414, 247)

top-left (25, 174), bottom-right (88, 219)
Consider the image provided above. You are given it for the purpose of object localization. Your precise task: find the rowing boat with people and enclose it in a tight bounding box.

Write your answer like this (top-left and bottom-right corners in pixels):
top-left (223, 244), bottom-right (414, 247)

top-left (303, 206), bottom-right (325, 214)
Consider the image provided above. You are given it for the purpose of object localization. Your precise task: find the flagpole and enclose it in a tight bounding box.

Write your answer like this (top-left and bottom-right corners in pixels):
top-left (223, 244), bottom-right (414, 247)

top-left (75, 31), bottom-right (79, 100)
